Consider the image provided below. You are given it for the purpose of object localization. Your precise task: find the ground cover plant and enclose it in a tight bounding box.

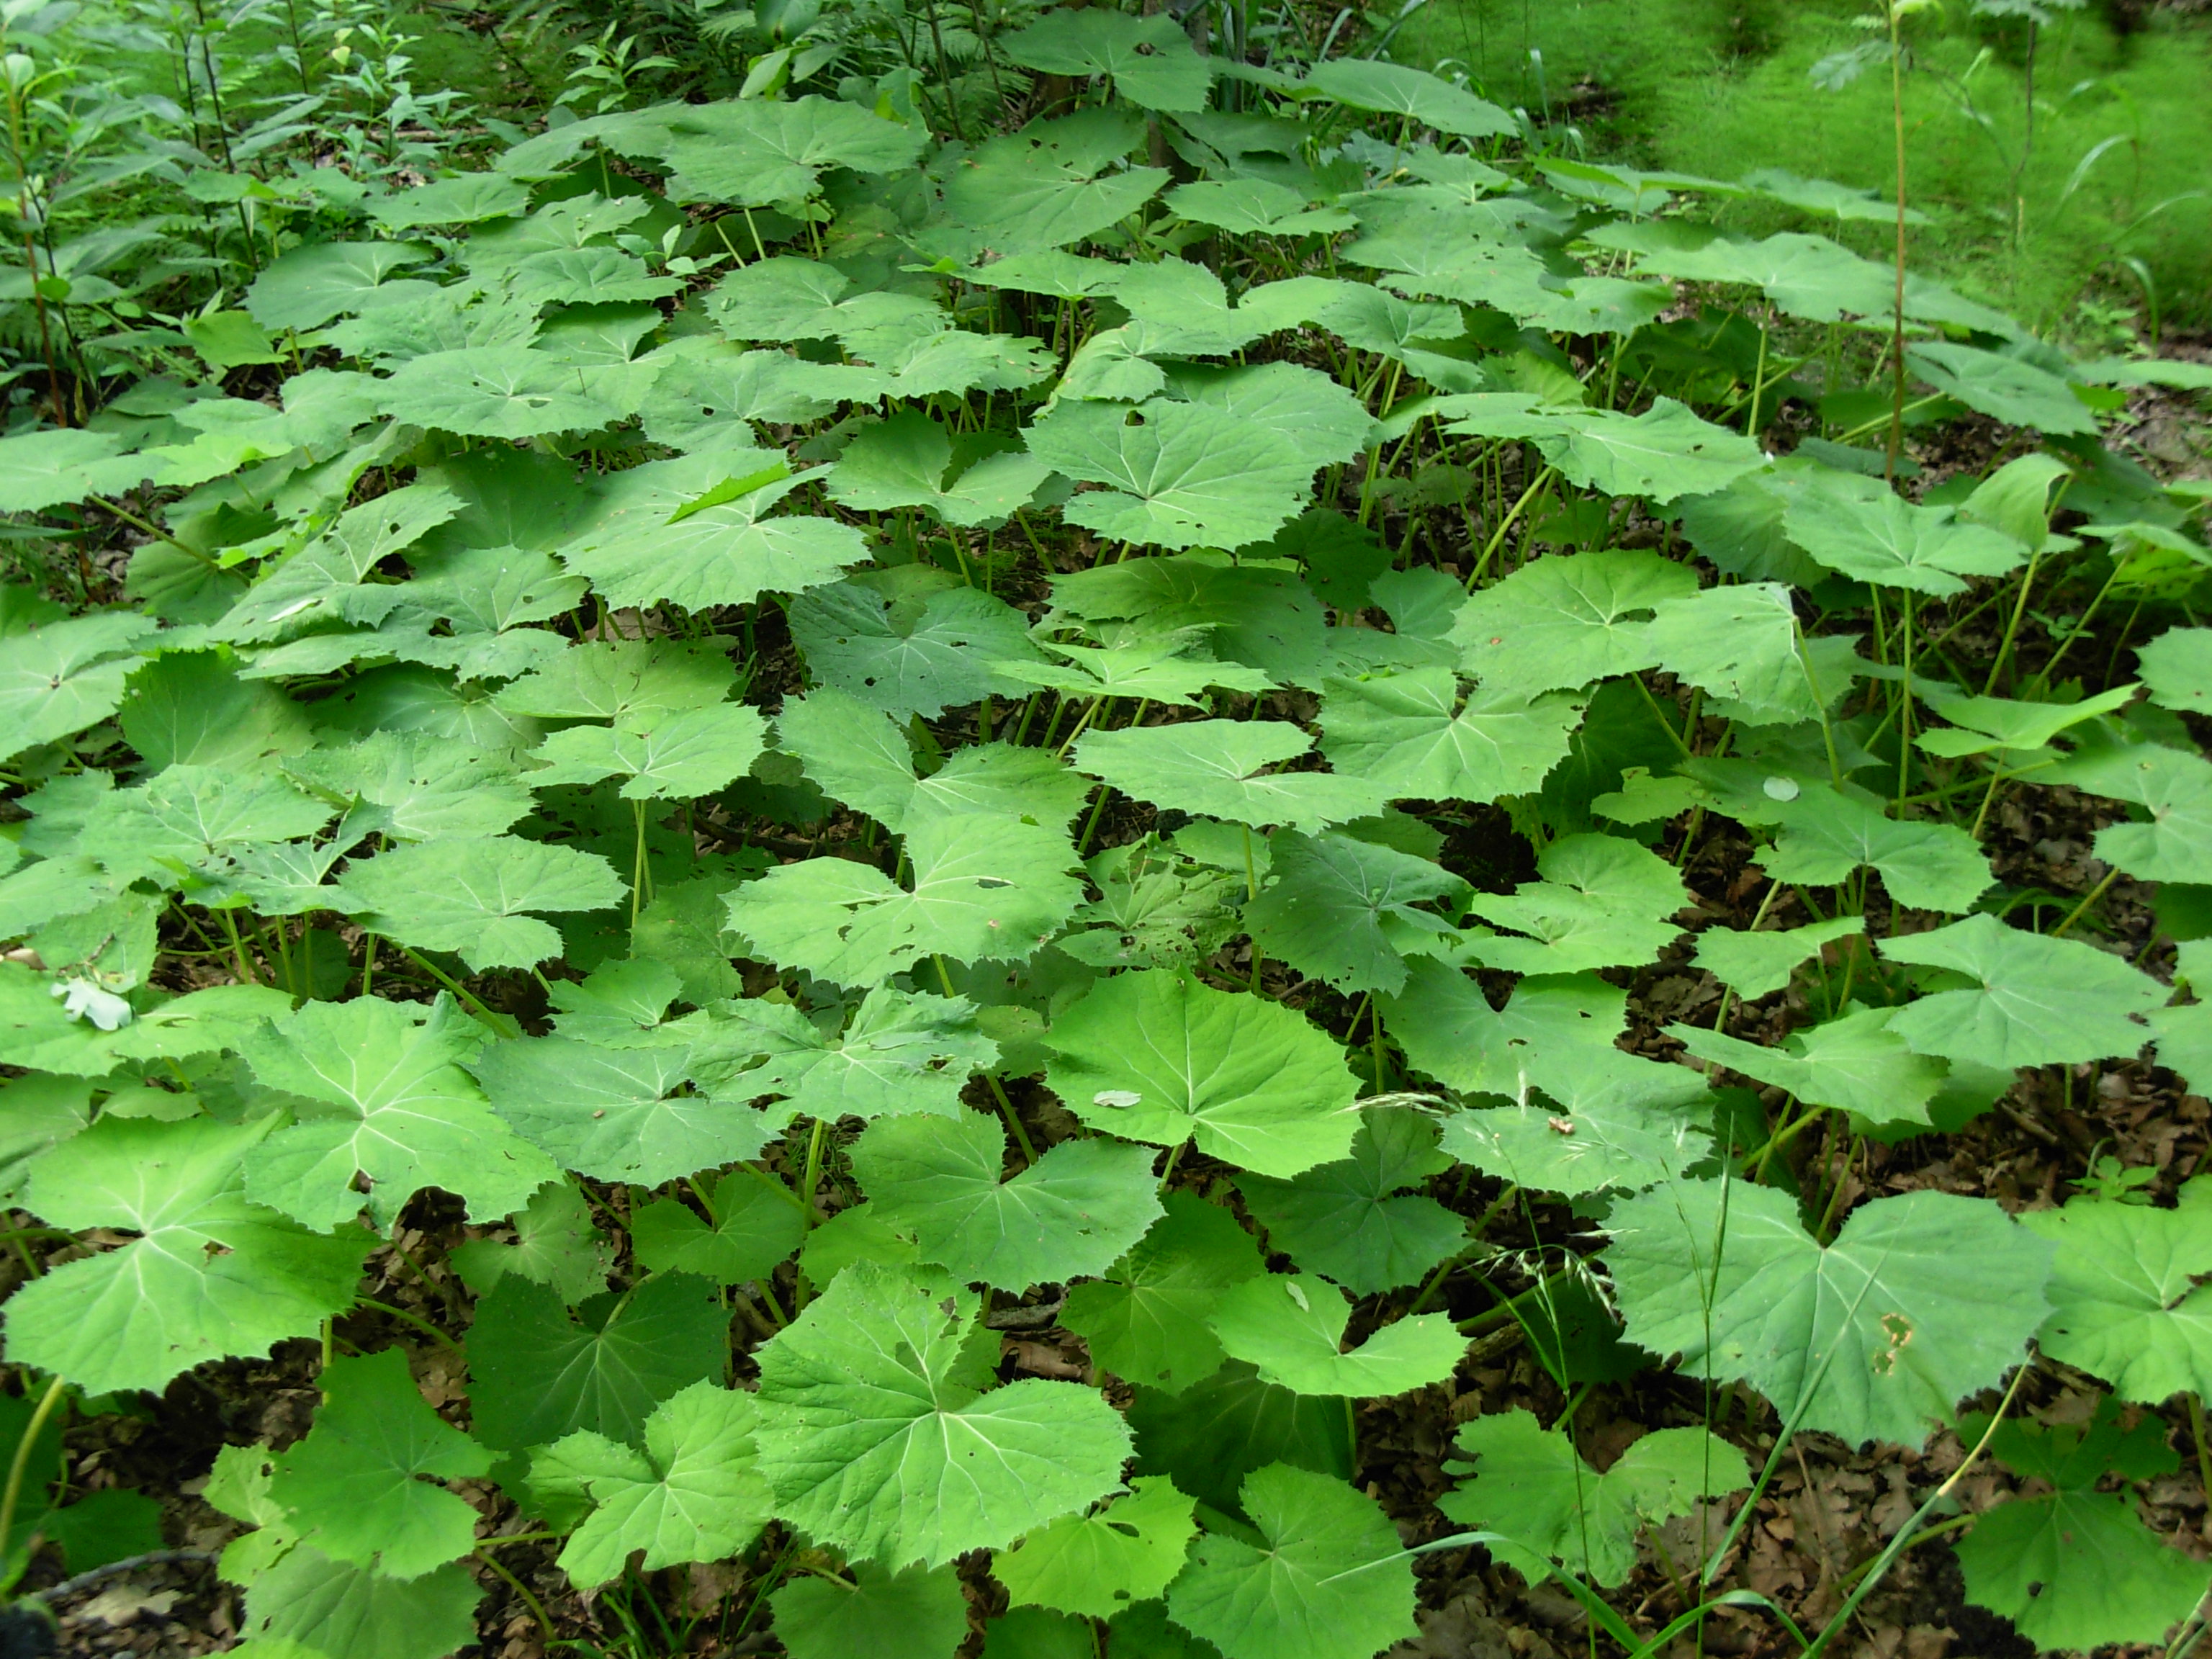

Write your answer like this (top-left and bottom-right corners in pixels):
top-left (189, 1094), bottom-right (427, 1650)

top-left (1, 3), bottom-right (2211, 1656)
top-left (1395, 0), bottom-right (2212, 341)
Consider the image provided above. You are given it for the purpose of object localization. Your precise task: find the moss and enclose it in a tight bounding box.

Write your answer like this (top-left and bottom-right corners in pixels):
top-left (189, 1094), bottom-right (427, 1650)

top-left (1395, 0), bottom-right (2212, 336)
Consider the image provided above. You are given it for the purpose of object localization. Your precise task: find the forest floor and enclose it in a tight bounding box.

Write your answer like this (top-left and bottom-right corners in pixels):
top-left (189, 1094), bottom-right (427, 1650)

top-left (17, 336), bottom-right (2212, 1659)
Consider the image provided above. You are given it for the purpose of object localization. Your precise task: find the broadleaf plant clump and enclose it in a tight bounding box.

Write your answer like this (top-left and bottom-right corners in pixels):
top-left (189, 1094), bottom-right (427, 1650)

top-left (1, 6), bottom-right (2210, 1658)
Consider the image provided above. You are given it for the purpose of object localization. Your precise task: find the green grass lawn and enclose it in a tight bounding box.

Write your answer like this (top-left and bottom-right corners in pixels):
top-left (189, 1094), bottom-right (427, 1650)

top-left (1393, 0), bottom-right (2212, 341)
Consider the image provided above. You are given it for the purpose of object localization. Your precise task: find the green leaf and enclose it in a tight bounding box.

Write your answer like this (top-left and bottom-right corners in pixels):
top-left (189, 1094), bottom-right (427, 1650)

top-left (640, 343), bottom-right (887, 449)
top-left (851, 1110), bottom-right (1163, 1290)
top-left (1001, 11), bottom-right (1210, 111)
top-left (779, 690), bottom-right (1093, 834)
top-left (1449, 550), bottom-right (1699, 698)
top-left (1061, 837), bottom-right (1241, 971)
top-left (1464, 832), bottom-right (1689, 974)
top-left (268, 1349), bottom-right (490, 1580)
top-left (1446, 1089), bottom-right (1713, 1197)
top-left (1645, 582), bottom-right (1832, 726)
top-left (1909, 341), bottom-right (2098, 436)
top-left (1318, 670), bottom-right (1583, 805)
top-left (76, 764), bottom-right (333, 888)
top-left (451, 1179), bottom-right (611, 1305)
top-left (937, 112), bottom-right (1168, 258)
top-left (6, 1116), bottom-right (370, 1395)
top-left (1956, 1406), bottom-right (2208, 1652)
top-left (1051, 550), bottom-right (1331, 687)
top-left (1605, 1179), bottom-right (2052, 1446)
top-left (120, 650), bottom-right (315, 773)
top-left (495, 637), bottom-right (734, 724)
top-left (239, 994), bottom-right (557, 1231)
top-left (2043, 740), bottom-right (2212, 886)
top-left (788, 580), bottom-right (1040, 721)
top-left (1915, 681), bottom-right (2139, 759)
top-left (334, 837), bottom-right (626, 972)
top-left (1239, 1108), bottom-right (1467, 1295)
top-left (1061, 1191), bottom-right (1264, 1394)
top-left (246, 240), bottom-right (432, 331)
top-left (529, 703), bottom-right (768, 799)
top-left (713, 986), bottom-right (999, 1123)
top-left (0, 1389), bottom-right (160, 1582)
top-left (1166, 179), bottom-right (1354, 237)
top-left (2139, 626), bottom-right (2212, 716)
top-left (752, 1262), bottom-right (1133, 1568)
top-left (241, 1549), bottom-right (482, 1659)
top-left (2022, 1185), bottom-right (2212, 1403)
top-left (543, 958), bottom-right (687, 1046)
top-left (557, 458), bottom-right (865, 613)
top-left (1022, 400), bottom-right (1315, 553)
top-left (1445, 397), bottom-right (1763, 503)
top-left (30, 1488), bottom-right (165, 1579)
top-left (828, 411), bottom-right (1052, 527)
top-left (1602, 228), bottom-right (1915, 324)
top-left (1880, 914), bottom-right (2164, 1068)
top-left (185, 309), bottom-right (283, 372)
top-left (995, 635), bottom-right (1278, 711)
top-left (994, 1477), bottom-right (1200, 1620)
top-left (530, 1381), bottom-right (773, 1588)
top-left (377, 346), bottom-right (650, 439)
top-left (0, 428), bottom-right (154, 513)
top-left (472, 1035), bottom-right (778, 1186)
top-left (1694, 915), bottom-right (1866, 1000)
top-left (1784, 477), bottom-right (2028, 598)
top-left (466, 1271), bottom-right (729, 1452)
top-left (1673, 1006), bottom-right (1949, 1124)
top-left (1164, 364), bottom-right (1375, 473)
top-left (595, 96), bottom-right (925, 207)
top-left (1165, 1463), bottom-right (1418, 1659)
top-left (631, 1171), bottom-right (803, 1285)
top-left (1439, 1410), bottom-right (1748, 1588)
top-left (1383, 959), bottom-right (1709, 1118)
top-left (1304, 58), bottom-right (1514, 138)
top-left (1207, 1273), bottom-right (1464, 1396)
top-left (285, 732), bottom-right (534, 843)
top-left (365, 172), bottom-right (531, 229)
top-left (1043, 968), bottom-right (1361, 1178)
top-left (707, 256), bottom-right (941, 352)
top-left (770, 1563), bottom-right (967, 1659)
top-left (980, 1607), bottom-right (1102, 1658)
top-left (1246, 830), bottom-right (1464, 996)
top-left (1127, 1359), bottom-right (1352, 1516)
top-left (725, 814), bottom-right (1082, 987)
top-left (799, 1200), bottom-right (922, 1286)
top-left (1758, 786), bottom-right (1993, 913)
top-left (1073, 719), bottom-right (1385, 832)
top-left (0, 612), bottom-right (158, 763)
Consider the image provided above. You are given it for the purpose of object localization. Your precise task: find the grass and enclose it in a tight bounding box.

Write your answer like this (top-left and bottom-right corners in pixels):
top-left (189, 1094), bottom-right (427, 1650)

top-left (1395, 0), bottom-right (2212, 341)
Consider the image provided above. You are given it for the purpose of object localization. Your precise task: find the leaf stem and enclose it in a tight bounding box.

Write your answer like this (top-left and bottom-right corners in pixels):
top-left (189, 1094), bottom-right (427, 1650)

top-left (354, 1296), bottom-right (462, 1351)
top-left (1465, 464), bottom-right (1555, 591)
top-left (475, 1546), bottom-right (554, 1645)
top-left (1983, 547), bottom-right (2044, 696)
top-left (2051, 866), bottom-right (2119, 938)
top-left (0, 1372), bottom-right (67, 1570)
top-left (1799, 1362), bottom-right (2032, 1659)
top-left (984, 1071), bottom-right (1038, 1166)
top-left (799, 1116), bottom-right (830, 1226)
top-left (217, 906), bottom-right (256, 986)
top-left (396, 947), bottom-right (505, 1030)
top-left (2189, 1395), bottom-right (2212, 1511)
top-left (2023, 564), bottom-right (2123, 700)
top-left (89, 495), bottom-right (213, 566)
top-left (1055, 696), bottom-right (1107, 760)
top-left (1886, 0), bottom-right (1910, 485)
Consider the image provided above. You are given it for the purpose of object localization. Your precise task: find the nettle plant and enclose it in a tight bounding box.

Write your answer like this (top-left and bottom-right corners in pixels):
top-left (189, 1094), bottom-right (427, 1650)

top-left (1, 15), bottom-right (2211, 1659)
